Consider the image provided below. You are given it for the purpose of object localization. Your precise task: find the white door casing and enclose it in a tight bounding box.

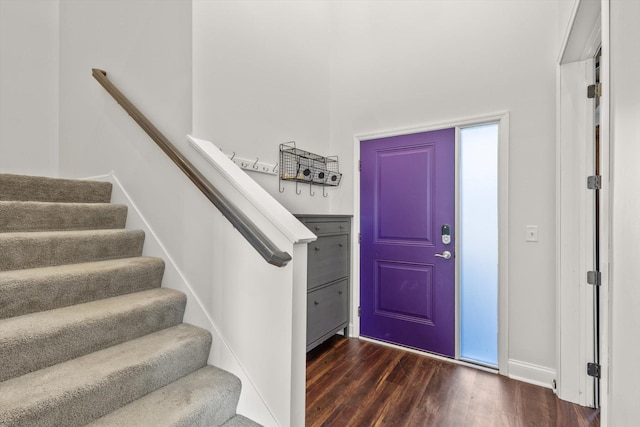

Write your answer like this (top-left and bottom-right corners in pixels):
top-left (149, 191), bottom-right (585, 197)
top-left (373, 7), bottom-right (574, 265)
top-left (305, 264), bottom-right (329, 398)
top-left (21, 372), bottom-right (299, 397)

top-left (556, 0), bottom-right (609, 414)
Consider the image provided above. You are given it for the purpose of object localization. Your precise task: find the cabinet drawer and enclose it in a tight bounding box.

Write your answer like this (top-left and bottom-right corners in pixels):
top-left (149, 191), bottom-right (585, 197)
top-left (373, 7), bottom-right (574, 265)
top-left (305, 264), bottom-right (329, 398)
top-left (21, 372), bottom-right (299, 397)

top-left (307, 280), bottom-right (348, 345)
top-left (304, 220), bottom-right (349, 236)
top-left (308, 234), bottom-right (348, 289)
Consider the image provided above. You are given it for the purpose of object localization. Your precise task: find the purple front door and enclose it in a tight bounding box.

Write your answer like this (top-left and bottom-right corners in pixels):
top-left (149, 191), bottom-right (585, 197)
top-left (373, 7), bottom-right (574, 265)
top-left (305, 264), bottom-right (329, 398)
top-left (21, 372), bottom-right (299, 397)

top-left (360, 128), bottom-right (455, 357)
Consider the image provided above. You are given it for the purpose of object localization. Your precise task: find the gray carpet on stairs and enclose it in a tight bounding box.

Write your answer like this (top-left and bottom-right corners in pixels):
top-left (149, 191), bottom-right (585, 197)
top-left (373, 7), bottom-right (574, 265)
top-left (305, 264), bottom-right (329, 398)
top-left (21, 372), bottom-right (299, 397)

top-left (0, 173), bottom-right (262, 427)
top-left (0, 173), bottom-right (112, 203)
top-left (0, 201), bottom-right (127, 232)
top-left (0, 324), bottom-right (212, 426)
top-left (0, 288), bottom-right (187, 381)
top-left (0, 229), bottom-right (145, 271)
top-left (0, 257), bottom-right (165, 320)
top-left (222, 415), bottom-right (264, 427)
top-left (88, 365), bottom-right (242, 427)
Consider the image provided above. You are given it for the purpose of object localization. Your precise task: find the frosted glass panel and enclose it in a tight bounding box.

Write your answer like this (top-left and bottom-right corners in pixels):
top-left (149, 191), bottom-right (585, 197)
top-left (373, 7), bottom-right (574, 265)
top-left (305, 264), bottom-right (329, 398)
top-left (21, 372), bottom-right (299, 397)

top-left (460, 124), bottom-right (498, 367)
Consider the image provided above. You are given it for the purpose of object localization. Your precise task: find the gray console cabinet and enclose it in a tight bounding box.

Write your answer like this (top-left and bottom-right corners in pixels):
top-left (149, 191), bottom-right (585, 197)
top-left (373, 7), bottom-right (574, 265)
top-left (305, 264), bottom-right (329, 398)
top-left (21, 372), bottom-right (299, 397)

top-left (296, 215), bottom-right (351, 351)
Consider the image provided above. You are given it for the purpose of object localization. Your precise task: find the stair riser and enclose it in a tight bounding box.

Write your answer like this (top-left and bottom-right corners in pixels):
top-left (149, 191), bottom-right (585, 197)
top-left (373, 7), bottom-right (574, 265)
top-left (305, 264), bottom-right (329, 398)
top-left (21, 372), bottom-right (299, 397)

top-left (0, 290), bottom-right (187, 382)
top-left (0, 202), bottom-right (127, 233)
top-left (0, 258), bottom-right (165, 320)
top-left (0, 326), bottom-right (212, 427)
top-left (0, 230), bottom-right (145, 271)
top-left (0, 174), bottom-right (112, 203)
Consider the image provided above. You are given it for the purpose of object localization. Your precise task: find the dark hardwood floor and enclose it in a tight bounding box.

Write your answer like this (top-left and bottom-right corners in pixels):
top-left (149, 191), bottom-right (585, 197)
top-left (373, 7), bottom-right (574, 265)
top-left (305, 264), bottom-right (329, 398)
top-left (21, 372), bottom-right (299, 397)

top-left (306, 336), bottom-right (600, 427)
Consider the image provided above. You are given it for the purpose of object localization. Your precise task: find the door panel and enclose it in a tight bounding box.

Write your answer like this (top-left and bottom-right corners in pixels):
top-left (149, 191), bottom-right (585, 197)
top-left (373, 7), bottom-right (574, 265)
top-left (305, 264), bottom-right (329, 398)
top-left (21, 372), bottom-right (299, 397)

top-left (376, 145), bottom-right (434, 244)
top-left (376, 260), bottom-right (434, 322)
top-left (360, 128), bottom-right (455, 357)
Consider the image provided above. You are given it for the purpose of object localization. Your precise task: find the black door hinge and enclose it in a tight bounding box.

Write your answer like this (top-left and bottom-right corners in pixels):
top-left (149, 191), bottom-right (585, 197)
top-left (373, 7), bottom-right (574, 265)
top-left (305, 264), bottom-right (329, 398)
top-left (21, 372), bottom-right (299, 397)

top-left (587, 83), bottom-right (602, 99)
top-left (587, 362), bottom-right (601, 378)
top-left (358, 306), bottom-right (361, 317)
top-left (587, 271), bottom-right (602, 286)
top-left (587, 175), bottom-right (602, 190)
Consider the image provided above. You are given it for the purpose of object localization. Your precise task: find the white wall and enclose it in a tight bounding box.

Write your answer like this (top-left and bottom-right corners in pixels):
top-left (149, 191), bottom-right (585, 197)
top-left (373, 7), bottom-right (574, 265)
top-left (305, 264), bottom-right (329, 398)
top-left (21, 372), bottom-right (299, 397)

top-left (193, 0), bottom-right (561, 379)
top-left (192, 0), bottom-right (332, 215)
top-left (0, 0), bottom-right (59, 176)
top-left (558, 0), bottom-right (580, 48)
top-left (609, 0), bottom-right (640, 424)
top-left (328, 0), bottom-right (560, 377)
top-left (57, 1), bottom-right (291, 425)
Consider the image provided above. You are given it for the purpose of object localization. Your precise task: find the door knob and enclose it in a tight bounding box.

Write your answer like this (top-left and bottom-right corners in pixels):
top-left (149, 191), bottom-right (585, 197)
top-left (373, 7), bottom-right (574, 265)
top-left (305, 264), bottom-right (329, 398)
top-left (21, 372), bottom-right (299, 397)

top-left (434, 250), bottom-right (452, 260)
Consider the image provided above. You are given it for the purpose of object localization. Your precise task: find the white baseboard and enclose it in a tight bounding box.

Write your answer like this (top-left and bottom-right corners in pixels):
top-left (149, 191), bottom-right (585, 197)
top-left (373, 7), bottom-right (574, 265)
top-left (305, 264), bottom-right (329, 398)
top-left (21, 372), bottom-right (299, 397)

top-left (508, 359), bottom-right (556, 389)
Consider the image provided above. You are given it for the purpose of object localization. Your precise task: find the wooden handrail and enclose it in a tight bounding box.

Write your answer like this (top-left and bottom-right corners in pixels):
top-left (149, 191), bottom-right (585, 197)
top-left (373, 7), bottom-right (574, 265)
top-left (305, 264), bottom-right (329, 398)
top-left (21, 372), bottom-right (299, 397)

top-left (92, 68), bottom-right (291, 267)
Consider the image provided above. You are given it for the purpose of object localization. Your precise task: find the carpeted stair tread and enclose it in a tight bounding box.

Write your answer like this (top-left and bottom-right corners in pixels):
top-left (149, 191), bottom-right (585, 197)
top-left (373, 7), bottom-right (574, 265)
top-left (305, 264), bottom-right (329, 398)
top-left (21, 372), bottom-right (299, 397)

top-left (0, 229), bottom-right (145, 271)
top-left (0, 173), bottom-right (112, 203)
top-left (87, 365), bottom-right (243, 427)
top-left (0, 323), bottom-right (212, 427)
top-left (0, 201), bottom-right (127, 232)
top-left (0, 288), bottom-right (187, 382)
top-left (0, 257), bottom-right (165, 320)
top-left (222, 415), bottom-right (264, 427)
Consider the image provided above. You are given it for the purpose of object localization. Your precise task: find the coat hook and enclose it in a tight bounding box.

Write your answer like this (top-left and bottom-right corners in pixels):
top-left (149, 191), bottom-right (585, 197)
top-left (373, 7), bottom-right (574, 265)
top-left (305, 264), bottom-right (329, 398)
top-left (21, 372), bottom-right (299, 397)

top-left (273, 162), bottom-right (279, 173)
top-left (323, 184), bottom-right (328, 197)
top-left (253, 157), bottom-right (260, 169)
top-left (230, 152), bottom-right (236, 161)
top-left (295, 165), bottom-right (302, 195)
top-left (310, 183), bottom-right (315, 197)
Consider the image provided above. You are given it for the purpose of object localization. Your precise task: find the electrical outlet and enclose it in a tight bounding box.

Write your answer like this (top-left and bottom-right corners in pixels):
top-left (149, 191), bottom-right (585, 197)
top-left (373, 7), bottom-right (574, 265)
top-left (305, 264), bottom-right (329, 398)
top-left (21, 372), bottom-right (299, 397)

top-left (526, 225), bottom-right (539, 242)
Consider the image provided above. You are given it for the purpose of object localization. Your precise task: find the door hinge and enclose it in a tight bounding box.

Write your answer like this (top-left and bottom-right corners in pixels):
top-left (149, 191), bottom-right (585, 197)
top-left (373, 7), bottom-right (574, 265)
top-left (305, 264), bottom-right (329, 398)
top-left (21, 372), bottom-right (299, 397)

top-left (587, 83), bottom-right (602, 99)
top-left (587, 271), bottom-right (602, 286)
top-left (358, 306), bottom-right (361, 317)
top-left (587, 362), bottom-right (601, 378)
top-left (358, 233), bottom-right (361, 244)
top-left (587, 175), bottom-right (602, 190)
top-left (359, 160), bottom-right (361, 172)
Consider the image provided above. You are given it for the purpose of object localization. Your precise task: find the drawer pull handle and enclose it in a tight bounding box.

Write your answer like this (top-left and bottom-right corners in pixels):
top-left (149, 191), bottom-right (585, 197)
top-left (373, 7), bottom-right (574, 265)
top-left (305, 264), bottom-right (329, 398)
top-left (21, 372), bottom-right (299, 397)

top-left (315, 226), bottom-right (320, 231)
top-left (338, 291), bottom-right (343, 295)
top-left (314, 247), bottom-right (320, 251)
top-left (314, 301), bottom-right (319, 305)
top-left (338, 243), bottom-right (343, 248)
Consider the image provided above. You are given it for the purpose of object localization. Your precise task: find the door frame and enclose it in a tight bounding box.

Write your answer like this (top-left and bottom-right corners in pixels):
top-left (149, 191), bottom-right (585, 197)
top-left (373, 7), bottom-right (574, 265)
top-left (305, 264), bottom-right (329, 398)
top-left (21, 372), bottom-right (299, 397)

top-left (557, 57), bottom-right (596, 407)
top-left (351, 111), bottom-right (510, 375)
top-left (556, 0), bottom-right (609, 415)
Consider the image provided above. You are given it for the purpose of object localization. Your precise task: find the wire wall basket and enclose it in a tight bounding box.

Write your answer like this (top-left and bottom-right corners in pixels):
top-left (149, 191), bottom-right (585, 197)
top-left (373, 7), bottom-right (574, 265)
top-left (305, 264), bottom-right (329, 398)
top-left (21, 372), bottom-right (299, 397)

top-left (279, 141), bottom-right (341, 197)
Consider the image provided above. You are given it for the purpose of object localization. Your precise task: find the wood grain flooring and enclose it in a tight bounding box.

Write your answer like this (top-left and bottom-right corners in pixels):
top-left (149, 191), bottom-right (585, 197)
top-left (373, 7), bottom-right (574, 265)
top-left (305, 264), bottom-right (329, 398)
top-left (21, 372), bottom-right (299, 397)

top-left (306, 336), bottom-right (600, 427)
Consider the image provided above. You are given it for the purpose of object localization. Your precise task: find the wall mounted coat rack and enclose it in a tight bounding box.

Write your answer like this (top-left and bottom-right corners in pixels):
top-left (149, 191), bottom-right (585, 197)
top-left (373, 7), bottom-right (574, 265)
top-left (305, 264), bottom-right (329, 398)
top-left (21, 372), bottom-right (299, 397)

top-left (279, 141), bottom-right (341, 197)
top-left (223, 150), bottom-right (278, 176)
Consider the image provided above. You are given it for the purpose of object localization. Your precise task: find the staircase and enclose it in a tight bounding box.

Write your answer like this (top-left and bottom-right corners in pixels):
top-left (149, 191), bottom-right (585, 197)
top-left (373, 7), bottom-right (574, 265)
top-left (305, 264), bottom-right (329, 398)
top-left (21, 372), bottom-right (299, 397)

top-left (0, 173), bottom-right (261, 427)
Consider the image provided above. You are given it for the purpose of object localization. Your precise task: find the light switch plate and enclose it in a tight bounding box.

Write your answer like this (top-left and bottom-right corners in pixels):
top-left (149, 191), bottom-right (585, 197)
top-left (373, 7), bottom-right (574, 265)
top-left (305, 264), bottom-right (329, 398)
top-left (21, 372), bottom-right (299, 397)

top-left (526, 225), bottom-right (539, 242)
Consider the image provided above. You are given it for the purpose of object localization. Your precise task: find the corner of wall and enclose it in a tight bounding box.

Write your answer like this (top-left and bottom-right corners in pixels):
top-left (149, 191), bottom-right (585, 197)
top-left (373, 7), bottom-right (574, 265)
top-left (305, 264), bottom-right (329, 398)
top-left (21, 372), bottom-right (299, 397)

top-left (508, 359), bottom-right (557, 390)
